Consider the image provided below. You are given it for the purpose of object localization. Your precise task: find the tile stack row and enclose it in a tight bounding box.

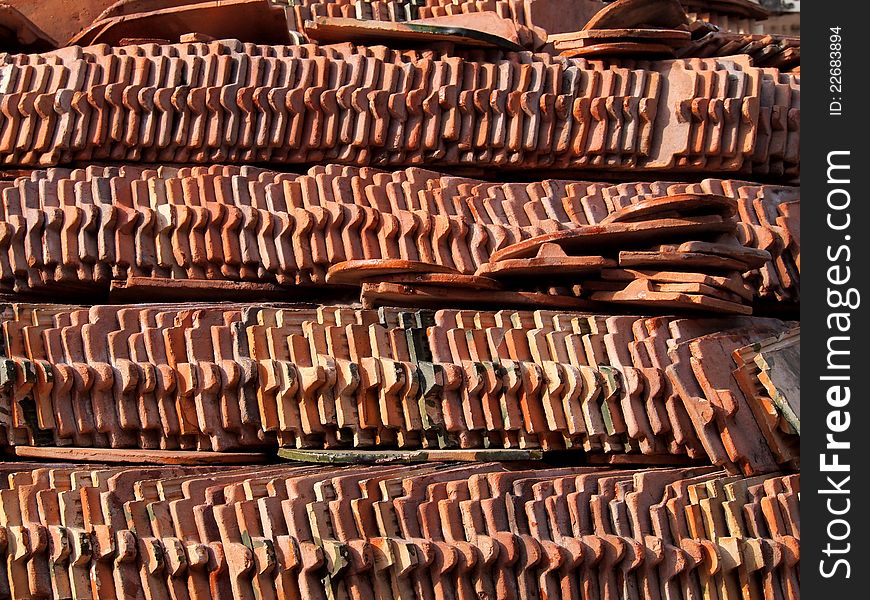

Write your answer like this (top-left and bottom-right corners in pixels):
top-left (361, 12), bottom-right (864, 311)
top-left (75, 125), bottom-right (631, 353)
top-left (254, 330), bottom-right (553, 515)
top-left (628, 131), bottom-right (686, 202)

top-left (0, 302), bottom-right (798, 474)
top-left (0, 462), bottom-right (799, 600)
top-left (474, 192), bottom-right (765, 316)
top-left (0, 42), bottom-right (799, 174)
top-left (0, 165), bottom-right (800, 305)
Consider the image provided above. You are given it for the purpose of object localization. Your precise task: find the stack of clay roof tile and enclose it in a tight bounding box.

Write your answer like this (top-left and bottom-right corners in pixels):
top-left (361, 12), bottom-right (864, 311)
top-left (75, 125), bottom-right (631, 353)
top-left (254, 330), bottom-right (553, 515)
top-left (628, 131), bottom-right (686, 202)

top-left (0, 42), bottom-right (799, 175)
top-left (0, 303), bottom-right (798, 473)
top-left (0, 0), bottom-right (780, 53)
top-left (0, 462), bottom-right (799, 600)
top-left (1, 0), bottom-right (593, 49)
top-left (0, 1), bottom-right (799, 598)
top-left (548, 0), bottom-right (797, 71)
top-left (0, 166), bottom-right (800, 305)
top-left (275, 0), bottom-right (770, 41)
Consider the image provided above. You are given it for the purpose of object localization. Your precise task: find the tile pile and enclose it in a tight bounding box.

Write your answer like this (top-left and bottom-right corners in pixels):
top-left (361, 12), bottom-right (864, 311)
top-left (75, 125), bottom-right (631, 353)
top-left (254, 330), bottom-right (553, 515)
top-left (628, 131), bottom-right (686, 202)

top-left (0, 0), bottom-right (799, 598)
top-left (0, 462), bottom-right (799, 600)
top-left (0, 303), bottom-right (799, 474)
top-left (0, 166), bottom-right (800, 305)
top-left (0, 44), bottom-right (799, 175)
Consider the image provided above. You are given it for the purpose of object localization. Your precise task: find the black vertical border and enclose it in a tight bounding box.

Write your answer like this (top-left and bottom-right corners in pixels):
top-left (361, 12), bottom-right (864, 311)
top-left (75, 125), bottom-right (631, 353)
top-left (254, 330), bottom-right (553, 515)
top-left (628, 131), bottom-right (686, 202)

top-left (802, 3), bottom-right (868, 595)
